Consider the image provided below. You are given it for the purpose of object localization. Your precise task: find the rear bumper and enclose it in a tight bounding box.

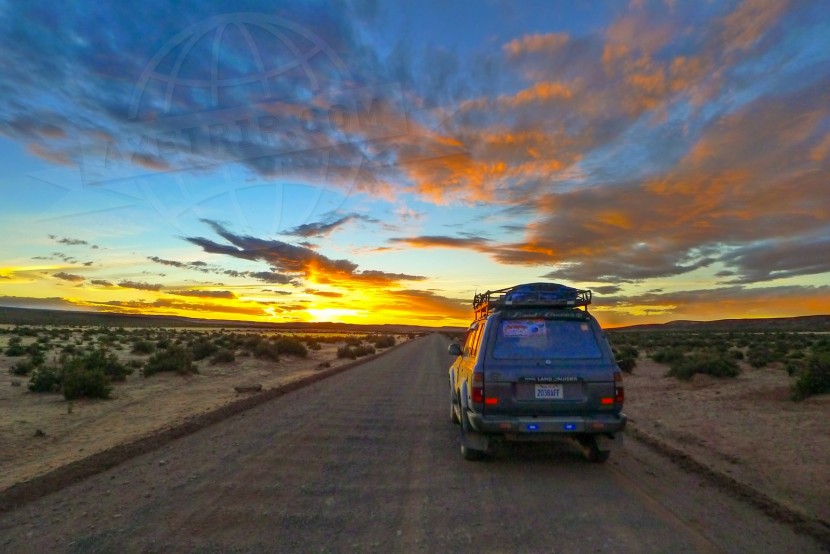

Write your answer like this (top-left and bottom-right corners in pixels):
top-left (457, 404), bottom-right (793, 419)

top-left (467, 411), bottom-right (627, 436)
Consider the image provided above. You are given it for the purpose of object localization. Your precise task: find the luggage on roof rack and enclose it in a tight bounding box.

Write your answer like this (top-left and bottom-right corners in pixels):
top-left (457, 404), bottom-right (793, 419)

top-left (473, 282), bottom-right (591, 318)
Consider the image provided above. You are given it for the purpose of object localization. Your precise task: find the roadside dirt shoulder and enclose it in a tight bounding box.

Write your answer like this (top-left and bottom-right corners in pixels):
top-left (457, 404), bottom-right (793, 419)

top-left (0, 340), bottom-right (406, 494)
top-left (624, 358), bottom-right (830, 529)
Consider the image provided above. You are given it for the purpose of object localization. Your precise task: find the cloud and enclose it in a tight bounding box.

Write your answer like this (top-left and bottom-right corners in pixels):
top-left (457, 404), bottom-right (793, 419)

top-left (596, 284), bottom-right (830, 324)
top-left (90, 279), bottom-right (114, 287)
top-left (503, 33), bottom-right (570, 58)
top-left (305, 288), bottom-right (344, 298)
top-left (384, 289), bottom-right (470, 320)
top-left (118, 280), bottom-right (163, 291)
top-left (389, 235), bottom-right (492, 250)
top-left (166, 289), bottom-right (237, 299)
top-left (48, 235), bottom-right (100, 248)
top-left (186, 219), bottom-right (425, 286)
top-left (283, 213), bottom-right (379, 238)
top-left (0, 296), bottom-right (97, 311)
top-left (89, 298), bottom-right (265, 317)
top-left (53, 271), bottom-right (85, 282)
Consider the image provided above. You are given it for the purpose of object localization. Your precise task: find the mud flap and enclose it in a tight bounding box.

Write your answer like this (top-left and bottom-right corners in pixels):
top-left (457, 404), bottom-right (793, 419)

top-left (461, 427), bottom-right (490, 452)
top-left (595, 433), bottom-right (623, 451)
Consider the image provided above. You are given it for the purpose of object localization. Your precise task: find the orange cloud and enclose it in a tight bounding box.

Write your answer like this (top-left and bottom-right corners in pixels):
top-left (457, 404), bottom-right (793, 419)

top-left (503, 33), bottom-right (570, 58)
top-left (721, 0), bottom-right (789, 53)
top-left (498, 81), bottom-right (574, 108)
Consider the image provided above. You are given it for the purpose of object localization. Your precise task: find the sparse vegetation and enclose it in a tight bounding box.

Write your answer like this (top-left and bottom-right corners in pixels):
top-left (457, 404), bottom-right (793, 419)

top-left (143, 345), bottom-right (196, 376)
top-left (275, 336), bottom-right (308, 357)
top-left (791, 352), bottom-right (830, 401)
top-left (666, 352), bottom-right (741, 380)
top-left (210, 348), bottom-right (236, 364)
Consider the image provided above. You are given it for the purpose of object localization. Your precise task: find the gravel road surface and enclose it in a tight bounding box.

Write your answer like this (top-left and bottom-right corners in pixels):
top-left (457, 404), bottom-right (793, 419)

top-left (0, 334), bottom-right (823, 553)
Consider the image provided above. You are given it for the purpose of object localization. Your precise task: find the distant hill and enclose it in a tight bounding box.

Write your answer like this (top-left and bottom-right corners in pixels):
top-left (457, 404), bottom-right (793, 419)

top-left (0, 306), bottom-right (464, 335)
top-left (612, 315), bottom-right (830, 332)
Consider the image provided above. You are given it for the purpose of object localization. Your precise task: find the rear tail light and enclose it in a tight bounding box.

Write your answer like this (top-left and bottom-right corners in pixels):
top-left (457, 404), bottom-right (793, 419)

top-left (614, 371), bottom-right (624, 406)
top-left (472, 372), bottom-right (484, 404)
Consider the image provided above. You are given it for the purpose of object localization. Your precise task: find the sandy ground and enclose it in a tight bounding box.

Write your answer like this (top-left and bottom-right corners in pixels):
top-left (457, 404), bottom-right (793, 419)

top-left (624, 357), bottom-right (830, 524)
top-left (0, 336), bottom-right (401, 491)
top-left (1, 332), bottom-right (828, 530)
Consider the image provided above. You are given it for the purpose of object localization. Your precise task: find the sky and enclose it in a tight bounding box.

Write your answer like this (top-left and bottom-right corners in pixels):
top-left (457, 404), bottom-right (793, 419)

top-left (1, 0), bottom-right (829, 328)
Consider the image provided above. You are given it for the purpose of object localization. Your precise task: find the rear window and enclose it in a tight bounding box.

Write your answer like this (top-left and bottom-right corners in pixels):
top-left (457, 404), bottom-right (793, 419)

top-left (491, 319), bottom-right (602, 359)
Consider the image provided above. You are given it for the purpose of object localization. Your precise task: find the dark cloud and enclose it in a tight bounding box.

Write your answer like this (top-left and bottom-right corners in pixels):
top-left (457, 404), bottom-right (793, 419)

top-left (592, 285), bottom-right (622, 295)
top-left (90, 279), bottom-right (114, 287)
top-left (718, 234), bottom-right (830, 284)
top-left (284, 213), bottom-right (379, 238)
top-left (53, 272), bottom-right (85, 282)
top-left (247, 271), bottom-right (296, 285)
top-left (186, 219), bottom-right (425, 286)
top-left (118, 280), bottom-right (163, 291)
top-left (388, 235), bottom-right (492, 250)
top-left (91, 298), bottom-right (263, 317)
top-left (0, 296), bottom-right (96, 311)
top-left (166, 289), bottom-right (236, 299)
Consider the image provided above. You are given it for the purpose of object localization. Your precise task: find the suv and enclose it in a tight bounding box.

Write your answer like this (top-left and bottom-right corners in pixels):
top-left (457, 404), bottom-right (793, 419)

top-left (448, 283), bottom-right (626, 462)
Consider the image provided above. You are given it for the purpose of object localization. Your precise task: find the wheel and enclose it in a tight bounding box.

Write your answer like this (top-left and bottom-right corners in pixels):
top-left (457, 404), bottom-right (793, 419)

top-left (459, 411), bottom-right (487, 461)
top-left (580, 435), bottom-right (611, 463)
top-left (450, 389), bottom-right (460, 424)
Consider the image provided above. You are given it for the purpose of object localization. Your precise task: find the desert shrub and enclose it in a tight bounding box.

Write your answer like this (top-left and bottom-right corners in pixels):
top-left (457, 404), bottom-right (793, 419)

top-left (28, 364), bottom-right (63, 393)
top-left (83, 349), bottom-right (132, 381)
top-left (338, 343), bottom-right (375, 359)
top-left (666, 353), bottom-right (740, 380)
top-left (370, 335), bottom-right (396, 349)
top-left (791, 353), bottom-right (830, 401)
top-left (4, 342), bottom-right (26, 356)
top-left (306, 340), bottom-right (322, 351)
top-left (276, 337), bottom-right (308, 357)
top-left (126, 359), bottom-right (144, 370)
top-left (143, 345), bottom-right (195, 376)
top-left (785, 358), bottom-right (806, 377)
top-left (61, 360), bottom-right (112, 400)
top-left (244, 334), bottom-right (264, 350)
top-left (615, 345), bottom-right (639, 359)
top-left (254, 340), bottom-right (280, 361)
top-left (616, 357), bottom-right (636, 374)
top-left (336, 345), bottom-right (357, 360)
top-left (651, 348), bottom-right (684, 364)
top-left (344, 336), bottom-right (362, 347)
top-left (210, 348), bottom-right (236, 364)
top-left (25, 346), bottom-right (46, 367)
top-left (747, 344), bottom-right (784, 368)
top-left (131, 340), bottom-right (156, 355)
top-left (190, 339), bottom-right (219, 361)
top-left (10, 359), bottom-right (36, 376)
top-left (728, 349), bottom-right (745, 360)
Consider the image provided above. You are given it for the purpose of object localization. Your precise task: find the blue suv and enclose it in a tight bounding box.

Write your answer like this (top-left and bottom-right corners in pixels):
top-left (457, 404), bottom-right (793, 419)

top-left (448, 283), bottom-right (626, 462)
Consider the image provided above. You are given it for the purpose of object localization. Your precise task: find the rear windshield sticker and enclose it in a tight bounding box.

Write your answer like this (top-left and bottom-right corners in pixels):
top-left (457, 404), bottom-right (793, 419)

top-left (502, 320), bottom-right (546, 337)
top-left (580, 323), bottom-right (589, 331)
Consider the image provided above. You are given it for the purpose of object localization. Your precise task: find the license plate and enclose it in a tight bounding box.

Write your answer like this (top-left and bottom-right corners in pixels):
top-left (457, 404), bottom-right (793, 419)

top-left (535, 384), bottom-right (564, 399)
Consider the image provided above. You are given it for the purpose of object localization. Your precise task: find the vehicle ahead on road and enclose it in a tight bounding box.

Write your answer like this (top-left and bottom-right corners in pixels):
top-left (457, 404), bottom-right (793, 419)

top-left (448, 282), bottom-right (626, 462)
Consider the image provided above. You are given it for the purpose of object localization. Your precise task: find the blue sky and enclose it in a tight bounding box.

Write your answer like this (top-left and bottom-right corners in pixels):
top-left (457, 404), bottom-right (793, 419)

top-left (1, 0), bottom-right (829, 327)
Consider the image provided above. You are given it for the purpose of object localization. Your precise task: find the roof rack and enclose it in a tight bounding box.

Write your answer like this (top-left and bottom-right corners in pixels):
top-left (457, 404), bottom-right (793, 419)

top-left (473, 282), bottom-right (591, 318)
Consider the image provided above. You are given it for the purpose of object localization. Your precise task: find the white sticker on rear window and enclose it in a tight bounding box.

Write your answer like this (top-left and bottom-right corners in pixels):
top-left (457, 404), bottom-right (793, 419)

top-left (580, 323), bottom-right (589, 331)
top-left (502, 320), bottom-right (546, 337)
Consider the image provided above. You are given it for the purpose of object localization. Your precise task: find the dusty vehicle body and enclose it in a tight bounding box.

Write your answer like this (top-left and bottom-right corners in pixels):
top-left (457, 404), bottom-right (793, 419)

top-left (448, 283), bottom-right (626, 462)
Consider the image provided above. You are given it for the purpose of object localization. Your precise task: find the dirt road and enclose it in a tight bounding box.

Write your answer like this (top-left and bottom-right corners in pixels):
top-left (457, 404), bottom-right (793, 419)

top-left (0, 335), bottom-right (823, 553)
